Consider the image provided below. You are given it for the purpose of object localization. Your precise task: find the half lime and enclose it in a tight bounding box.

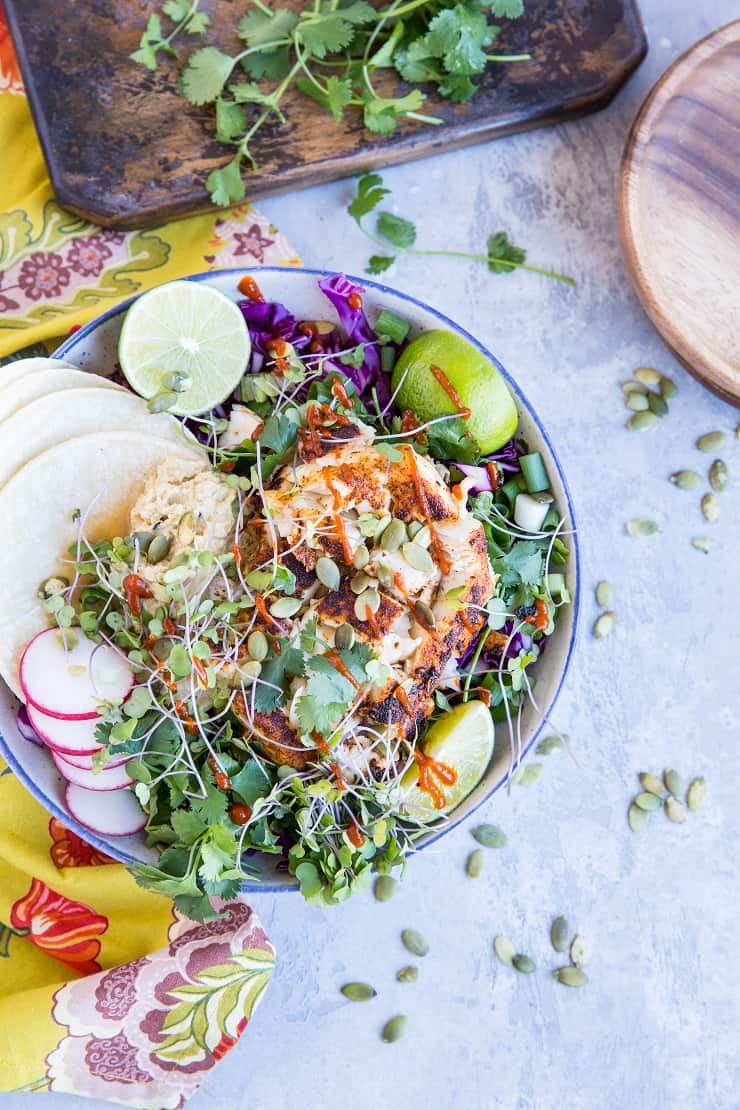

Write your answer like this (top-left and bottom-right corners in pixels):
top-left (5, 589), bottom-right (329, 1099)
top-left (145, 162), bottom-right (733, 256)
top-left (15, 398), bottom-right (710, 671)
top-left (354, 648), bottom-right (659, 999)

top-left (402, 699), bottom-right (495, 821)
top-left (118, 281), bottom-right (251, 416)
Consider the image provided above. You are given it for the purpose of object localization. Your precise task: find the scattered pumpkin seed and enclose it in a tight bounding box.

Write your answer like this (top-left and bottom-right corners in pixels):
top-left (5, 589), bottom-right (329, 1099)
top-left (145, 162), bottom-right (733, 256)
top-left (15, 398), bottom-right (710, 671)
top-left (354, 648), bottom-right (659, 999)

top-left (626, 392), bottom-right (649, 412)
top-left (512, 954), bottom-right (536, 974)
top-left (379, 518), bottom-right (406, 552)
top-left (471, 824), bottom-right (507, 849)
top-left (247, 630), bottom-right (268, 662)
top-left (382, 1015), bottom-right (407, 1043)
top-left (130, 532), bottom-right (155, 555)
top-left (625, 518), bottom-right (659, 538)
top-left (701, 493), bottom-right (720, 523)
top-left (647, 392), bottom-right (668, 417)
top-left (147, 532), bottom-right (172, 564)
top-left (665, 797), bottom-right (687, 824)
top-left (493, 935), bottom-right (515, 966)
top-left (413, 600), bottom-right (436, 629)
top-left (373, 875), bottom-right (397, 902)
top-left (147, 390), bottom-right (178, 413)
top-left (593, 611), bottom-right (617, 639)
top-left (663, 768), bottom-right (684, 797)
top-left (316, 556), bottom-right (341, 590)
top-left (550, 916), bottom-right (570, 953)
top-left (466, 849), bottom-right (485, 877)
top-left (341, 982), bottom-right (377, 1002)
top-left (595, 580), bottom-right (613, 608)
top-left (241, 659), bottom-right (262, 680)
top-left (691, 536), bottom-right (712, 553)
top-left (177, 510), bottom-right (196, 546)
top-left (639, 772), bottom-right (665, 797)
top-left (334, 623), bottom-right (355, 651)
top-left (354, 590), bottom-right (378, 621)
top-left (406, 520), bottom-right (423, 538)
top-left (634, 366), bottom-right (662, 386)
top-left (555, 966), bottom-right (589, 987)
top-left (401, 929), bottom-right (429, 957)
top-left (396, 965), bottom-right (418, 984)
top-left (414, 524), bottom-right (431, 548)
top-left (634, 791), bottom-right (662, 812)
top-left (350, 571), bottom-right (372, 594)
top-left (375, 563), bottom-right (394, 589)
top-left (570, 935), bottom-right (588, 968)
top-left (686, 777), bottom-right (707, 811)
top-left (696, 431), bottom-right (726, 453)
top-left (708, 459), bottom-right (728, 492)
top-left (622, 380), bottom-right (648, 395)
top-left (659, 375), bottom-right (677, 399)
top-left (402, 541), bottom-right (434, 573)
top-left (537, 734), bottom-right (566, 756)
top-left (352, 543), bottom-right (370, 569)
top-left (627, 411), bottom-right (657, 431)
top-left (270, 596), bottom-right (303, 618)
top-left (628, 803), bottom-right (650, 832)
top-left (517, 762), bottom-right (543, 786)
top-left (670, 470), bottom-right (701, 490)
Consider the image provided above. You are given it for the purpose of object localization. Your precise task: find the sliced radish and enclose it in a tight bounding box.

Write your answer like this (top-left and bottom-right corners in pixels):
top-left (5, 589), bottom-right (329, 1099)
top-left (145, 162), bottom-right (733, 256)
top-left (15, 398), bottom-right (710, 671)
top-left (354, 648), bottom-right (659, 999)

top-left (52, 750), bottom-right (133, 791)
top-left (20, 628), bottom-right (133, 720)
top-left (65, 782), bottom-right (146, 837)
top-left (27, 703), bottom-right (103, 755)
top-left (55, 748), bottom-right (130, 771)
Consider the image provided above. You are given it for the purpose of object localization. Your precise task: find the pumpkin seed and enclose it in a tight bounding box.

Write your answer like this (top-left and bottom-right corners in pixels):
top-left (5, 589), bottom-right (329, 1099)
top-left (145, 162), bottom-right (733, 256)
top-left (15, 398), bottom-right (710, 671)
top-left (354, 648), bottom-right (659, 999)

top-left (697, 431), bottom-right (726, 453)
top-left (570, 935), bottom-right (588, 968)
top-left (634, 791), bottom-right (662, 812)
top-left (401, 929), bottom-right (429, 957)
top-left (537, 734), bottom-right (566, 756)
top-left (402, 541), bottom-right (434, 573)
top-left (340, 981), bottom-right (377, 1002)
top-left (701, 493), bottom-right (719, 523)
top-left (493, 935), bottom-right (515, 966)
top-left (472, 824), bottom-right (507, 849)
top-left (512, 954), bottom-right (536, 974)
top-left (414, 525), bottom-right (432, 549)
top-left (593, 611), bottom-right (617, 639)
top-left (639, 772), bottom-right (665, 797)
top-left (396, 965), bottom-right (419, 984)
top-left (406, 520), bottom-right (423, 538)
top-left (382, 1015), bottom-right (407, 1043)
top-left (550, 915), bottom-right (570, 953)
top-left (663, 768), bottom-right (684, 797)
top-left (247, 630), bottom-right (268, 662)
top-left (352, 543), bottom-right (370, 569)
top-left (316, 556), bottom-right (341, 590)
top-left (374, 875), bottom-right (397, 902)
top-left (628, 803), bottom-right (650, 832)
top-left (519, 762), bottom-right (543, 786)
top-left (691, 536), bottom-right (712, 553)
top-left (379, 518), bottom-right (406, 552)
top-left (413, 600), bottom-right (436, 629)
top-left (627, 411), bottom-right (657, 431)
top-left (350, 572), bottom-right (372, 594)
top-left (686, 776), bottom-right (707, 811)
top-left (130, 532), bottom-right (155, 555)
top-left (375, 563), bottom-right (394, 589)
top-left (270, 596), bottom-right (303, 618)
top-left (622, 380), bottom-right (648, 395)
top-left (177, 510), bottom-right (196, 546)
top-left (147, 390), bottom-right (178, 413)
top-left (647, 392), bottom-right (668, 417)
top-left (626, 392), bottom-right (649, 412)
top-left (659, 375), bottom-right (677, 400)
top-left (595, 580), bottom-right (613, 608)
top-left (708, 459), bottom-right (728, 492)
top-left (634, 366), bottom-right (662, 386)
top-left (665, 797), bottom-right (687, 824)
top-left (555, 966), bottom-right (589, 987)
top-left (670, 470), bottom-right (701, 490)
top-left (147, 532), bottom-right (172, 564)
top-left (626, 518), bottom-right (659, 538)
top-left (241, 659), bottom-right (262, 679)
top-left (466, 849), bottom-right (485, 877)
top-left (334, 623), bottom-right (355, 651)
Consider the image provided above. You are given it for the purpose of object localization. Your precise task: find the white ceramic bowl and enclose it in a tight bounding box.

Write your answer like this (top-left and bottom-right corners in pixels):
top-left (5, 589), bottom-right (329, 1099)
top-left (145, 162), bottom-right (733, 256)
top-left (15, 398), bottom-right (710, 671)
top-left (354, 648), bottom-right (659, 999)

top-left (0, 267), bottom-right (580, 890)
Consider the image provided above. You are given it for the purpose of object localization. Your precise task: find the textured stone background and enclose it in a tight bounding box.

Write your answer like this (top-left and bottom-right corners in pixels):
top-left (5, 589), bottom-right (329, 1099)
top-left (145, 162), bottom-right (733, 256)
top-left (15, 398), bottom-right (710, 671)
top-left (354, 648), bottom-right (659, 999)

top-left (6, 1), bottom-right (739, 1107)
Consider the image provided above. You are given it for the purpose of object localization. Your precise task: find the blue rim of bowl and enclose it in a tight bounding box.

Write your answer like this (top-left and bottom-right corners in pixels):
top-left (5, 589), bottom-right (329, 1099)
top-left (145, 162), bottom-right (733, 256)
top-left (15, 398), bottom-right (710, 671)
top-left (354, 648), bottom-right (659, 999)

top-left (2, 266), bottom-right (580, 892)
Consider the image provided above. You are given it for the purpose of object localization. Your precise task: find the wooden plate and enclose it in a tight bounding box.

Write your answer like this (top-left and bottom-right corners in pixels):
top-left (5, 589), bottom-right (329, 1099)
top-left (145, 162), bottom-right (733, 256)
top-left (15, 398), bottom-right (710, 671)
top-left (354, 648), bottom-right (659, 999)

top-left (618, 20), bottom-right (740, 406)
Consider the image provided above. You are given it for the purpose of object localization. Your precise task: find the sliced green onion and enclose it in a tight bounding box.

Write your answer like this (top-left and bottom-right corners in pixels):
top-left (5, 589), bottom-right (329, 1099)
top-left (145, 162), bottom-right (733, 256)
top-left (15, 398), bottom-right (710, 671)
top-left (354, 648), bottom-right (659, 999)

top-left (381, 345), bottom-right (397, 374)
top-left (541, 506), bottom-right (560, 531)
top-left (376, 309), bottom-right (410, 346)
top-left (500, 478), bottom-right (521, 506)
top-left (519, 451), bottom-right (549, 493)
top-left (546, 573), bottom-right (570, 602)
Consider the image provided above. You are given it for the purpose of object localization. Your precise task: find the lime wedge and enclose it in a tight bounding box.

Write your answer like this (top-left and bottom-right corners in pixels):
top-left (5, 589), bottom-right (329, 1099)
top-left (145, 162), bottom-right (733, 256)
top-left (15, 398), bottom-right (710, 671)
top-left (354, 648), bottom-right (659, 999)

top-left (391, 330), bottom-right (518, 453)
top-left (118, 281), bottom-right (251, 416)
top-left (402, 700), bottom-right (495, 821)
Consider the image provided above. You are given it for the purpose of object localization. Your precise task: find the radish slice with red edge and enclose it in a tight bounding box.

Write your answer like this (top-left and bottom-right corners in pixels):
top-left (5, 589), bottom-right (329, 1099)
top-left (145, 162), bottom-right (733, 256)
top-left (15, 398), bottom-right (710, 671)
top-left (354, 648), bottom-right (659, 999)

top-left (26, 702), bottom-right (103, 756)
top-left (55, 748), bottom-right (130, 771)
top-left (20, 628), bottom-right (133, 721)
top-left (52, 750), bottom-right (133, 791)
top-left (65, 782), bottom-right (146, 836)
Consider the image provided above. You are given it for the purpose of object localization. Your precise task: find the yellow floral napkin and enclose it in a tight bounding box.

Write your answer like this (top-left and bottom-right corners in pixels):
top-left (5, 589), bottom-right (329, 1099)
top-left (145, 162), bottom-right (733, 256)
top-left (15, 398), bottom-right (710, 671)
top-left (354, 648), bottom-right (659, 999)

top-left (0, 5), bottom-right (296, 1101)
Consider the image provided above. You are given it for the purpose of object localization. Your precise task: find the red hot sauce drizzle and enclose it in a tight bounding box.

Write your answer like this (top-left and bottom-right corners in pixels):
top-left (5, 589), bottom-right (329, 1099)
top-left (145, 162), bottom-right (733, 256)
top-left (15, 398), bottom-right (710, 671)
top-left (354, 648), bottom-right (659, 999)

top-left (237, 275), bottom-right (264, 302)
top-left (413, 748), bottom-right (458, 810)
top-left (430, 364), bottom-right (471, 418)
top-left (347, 821), bottom-right (365, 848)
top-left (402, 444), bottom-right (451, 575)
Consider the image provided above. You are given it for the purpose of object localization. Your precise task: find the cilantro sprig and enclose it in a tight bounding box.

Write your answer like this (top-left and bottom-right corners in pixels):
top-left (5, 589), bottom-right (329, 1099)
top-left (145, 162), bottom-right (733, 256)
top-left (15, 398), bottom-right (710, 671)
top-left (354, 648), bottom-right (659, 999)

top-left (348, 172), bottom-right (576, 285)
top-left (131, 0), bottom-right (530, 205)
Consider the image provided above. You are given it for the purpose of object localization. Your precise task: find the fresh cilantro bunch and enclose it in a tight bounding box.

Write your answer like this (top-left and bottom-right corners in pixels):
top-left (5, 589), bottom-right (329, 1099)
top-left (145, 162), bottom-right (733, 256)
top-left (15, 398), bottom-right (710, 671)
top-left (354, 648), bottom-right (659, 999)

top-left (131, 0), bottom-right (529, 205)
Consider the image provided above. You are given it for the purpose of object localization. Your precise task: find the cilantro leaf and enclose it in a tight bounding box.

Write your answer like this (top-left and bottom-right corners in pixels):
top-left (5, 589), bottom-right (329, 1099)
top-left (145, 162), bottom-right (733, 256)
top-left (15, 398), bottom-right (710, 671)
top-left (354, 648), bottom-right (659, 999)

top-left (495, 540), bottom-right (545, 588)
top-left (487, 231), bottom-right (526, 274)
top-left (180, 47), bottom-right (235, 105)
top-left (424, 415), bottom-right (480, 463)
top-left (206, 156), bottom-right (245, 207)
top-left (231, 760), bottom-right (272, 807)
top-left (253, 640), bottom-right (306, 714)
top-left (394, 41), bottom-right (441, 84)
top-left (163, 0), bottom-right (189, 19)
top-left (439, 72), bottom-right (478, 102)
top-left (367, 254), bottom-right (396, 275)
top-left (215, 98), bottom-right (246, 141)
top-left (338, 1), bottom-right (376, 25)
top-left (241, 46), bottom-right (293, 81)
top-left (259, 413), bottom-right (298, 455)
top-left (171, 808), bottom-right (208, 845)
top-left (336, 641), bottom-right (374, 684)
top-left (348, 173), bottom-right (390, 227)
top-left (238, 8), bottom-right (299, 48)
top-left (376, 211), bottom-right (417, 249)
top-left (298, 15), bottom-right (356, 59)
top-left (191, 780), bottom-right (229, 825)
top-left (294, 654), bottom-right (356, 737)
top-left (425, 6), bottom-right (492, 76)
top-left (187, 11), bottom-right (211, 34)
top-left (326, 76), bottom-right (354, 122)
top-left (490, 0), bottom-right (524, 16)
